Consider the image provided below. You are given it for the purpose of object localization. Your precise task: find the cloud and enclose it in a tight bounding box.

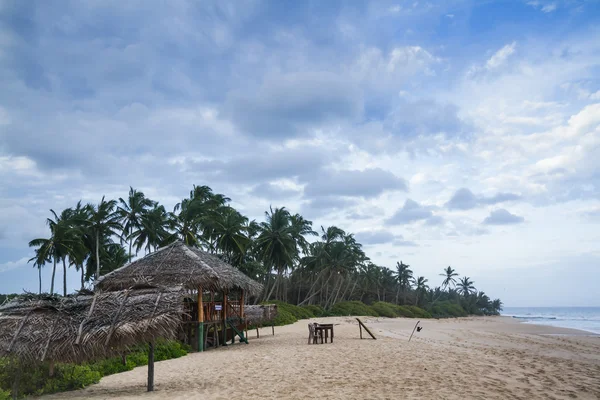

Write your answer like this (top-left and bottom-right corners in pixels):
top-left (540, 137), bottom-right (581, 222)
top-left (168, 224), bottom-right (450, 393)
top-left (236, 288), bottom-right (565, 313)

top-left (486, 42), bottom-right (517, 70)
top-left (355, 230), bottom-right (396, 245)
top-left (300, 196), bottom-right (358, 218)
top-left (386, 199), bottom-right (439, 225)
top-left (393, 236), bottom-right (419, 247)
top-left (250, 183), bottom-right (301, 200)
top-left (303, 168), bottom-right (407, 198)
top-left (446, 188), bottom-right (522, 210)
top-left (0, 257), bottom-right (29, 273)
top-left (224, 71), bottom-right (363, 138)
top-left (483, 209), bottom-right (525, 225)
top-left (541, 3), bottom-right (557, 13)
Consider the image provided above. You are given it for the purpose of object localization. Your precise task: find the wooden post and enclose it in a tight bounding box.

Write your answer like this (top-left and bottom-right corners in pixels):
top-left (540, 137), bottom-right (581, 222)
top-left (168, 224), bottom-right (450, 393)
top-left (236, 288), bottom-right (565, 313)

top-left (239, 289), bottom-right (245, 319)
top-left (272, 324), bottom-right (274, 336)
top-left (147, 341), bottom-right (154, 392)
top-left (198, 287), bottom-right (204, 352)
top-left (359, 323), bottom-right (363, 339)
top-left (256, 326), bottom-right (260, 338)
top-left (222, 291), bottom-right (228, 345)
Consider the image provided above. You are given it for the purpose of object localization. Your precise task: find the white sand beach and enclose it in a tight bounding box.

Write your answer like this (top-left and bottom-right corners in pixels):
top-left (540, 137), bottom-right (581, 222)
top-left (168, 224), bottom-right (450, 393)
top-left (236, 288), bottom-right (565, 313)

top-left (45, 316), bottom-right (600, 399)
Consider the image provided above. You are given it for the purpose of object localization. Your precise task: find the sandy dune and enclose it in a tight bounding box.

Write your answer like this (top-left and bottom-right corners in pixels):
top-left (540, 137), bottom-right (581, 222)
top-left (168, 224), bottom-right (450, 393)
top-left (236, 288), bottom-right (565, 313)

top-left (45, 316), bottom-right (600, 399)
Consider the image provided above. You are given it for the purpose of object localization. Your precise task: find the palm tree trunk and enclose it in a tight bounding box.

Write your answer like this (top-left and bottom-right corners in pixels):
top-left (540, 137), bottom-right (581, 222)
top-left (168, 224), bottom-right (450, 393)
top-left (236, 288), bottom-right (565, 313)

top-left (50, 258), bottom-right (57, 295)
top-left (62, 258), bottom-right (67, 296)
top-left (80, 264), bottom-right (85, 290)
top-left (38, 267), bottom-right (42, 294)
top-left (128, 240), bottom-right (132, 262)
top-left (95, 233), bottom-right (100, 279)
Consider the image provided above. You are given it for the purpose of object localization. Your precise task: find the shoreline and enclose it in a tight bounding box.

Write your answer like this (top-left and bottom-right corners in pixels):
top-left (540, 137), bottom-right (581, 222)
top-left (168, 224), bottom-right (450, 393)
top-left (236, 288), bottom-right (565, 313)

top-left (44, 315), bottom-right (600, 399)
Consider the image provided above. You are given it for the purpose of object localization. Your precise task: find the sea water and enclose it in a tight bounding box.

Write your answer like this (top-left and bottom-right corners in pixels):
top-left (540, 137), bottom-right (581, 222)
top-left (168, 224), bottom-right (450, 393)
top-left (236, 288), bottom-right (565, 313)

top-left (502, 307), bottom-right (600, 334)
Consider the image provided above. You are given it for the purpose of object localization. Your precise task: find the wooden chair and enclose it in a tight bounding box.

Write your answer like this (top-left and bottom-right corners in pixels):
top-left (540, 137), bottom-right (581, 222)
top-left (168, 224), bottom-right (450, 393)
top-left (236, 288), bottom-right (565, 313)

top-left (308, 323), bottom-right (323, 344)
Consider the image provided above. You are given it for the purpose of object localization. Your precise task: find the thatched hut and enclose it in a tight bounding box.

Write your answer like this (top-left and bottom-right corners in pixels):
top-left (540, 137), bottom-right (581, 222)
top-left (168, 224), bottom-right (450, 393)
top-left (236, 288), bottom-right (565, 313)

top-left (96, 241), bottom-right (264, 351)
top-left (0, 287), bottom-right (184, 364)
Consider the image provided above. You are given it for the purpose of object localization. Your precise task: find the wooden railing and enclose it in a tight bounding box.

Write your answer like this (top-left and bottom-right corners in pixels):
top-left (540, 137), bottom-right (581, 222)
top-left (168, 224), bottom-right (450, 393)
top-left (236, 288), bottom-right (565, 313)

top-left (200, 301), bottom-right (242, 322)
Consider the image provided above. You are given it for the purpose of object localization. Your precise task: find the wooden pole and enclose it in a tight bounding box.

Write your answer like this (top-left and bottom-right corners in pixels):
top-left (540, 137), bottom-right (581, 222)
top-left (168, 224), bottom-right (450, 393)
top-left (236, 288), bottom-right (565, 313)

top-left (239, 289), bottom-right (245, 319)
top-left (272, 324), bottom-right (274, 336)
top-left (198, 287), bottom-right (204, 352)
top-left (222, 291), bottom-right (228, 345)
top-left (147, 341), bottom-right (154, 392)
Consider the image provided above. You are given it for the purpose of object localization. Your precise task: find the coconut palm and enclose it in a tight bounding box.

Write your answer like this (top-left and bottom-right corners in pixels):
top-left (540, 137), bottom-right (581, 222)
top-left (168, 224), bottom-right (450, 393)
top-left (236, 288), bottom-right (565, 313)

top-left (413, 276), bottom-right (429, 307)
top-left (130, 204), bottom-right (171, 255)
top-left (458, 276), bottom-right (476, 297)
top-left (28, 248), bottom-right (50, 294)
top-left (117, 187), bottom-right (155, 261)
top-left (394, 261), bottom-right (413, 305)
top-left (440, 266), bottom-right (459, 289)
top-left (85, 197), bottom-right (122, 280)
top-left (28, 209), bottom-right (76, 295)
top-left (255, 207), bottom-right (297, 301)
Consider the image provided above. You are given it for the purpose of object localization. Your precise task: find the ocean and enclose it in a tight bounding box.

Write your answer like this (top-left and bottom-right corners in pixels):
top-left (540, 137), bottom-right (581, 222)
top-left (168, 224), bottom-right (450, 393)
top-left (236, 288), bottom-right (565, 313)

top-left (502, 307), bottom-right (600, 334)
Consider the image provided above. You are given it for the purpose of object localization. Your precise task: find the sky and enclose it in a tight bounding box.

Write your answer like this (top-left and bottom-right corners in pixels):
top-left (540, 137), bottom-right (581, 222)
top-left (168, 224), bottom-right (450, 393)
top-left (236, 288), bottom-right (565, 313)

top-left (1, 0), bottom-right (599, 307)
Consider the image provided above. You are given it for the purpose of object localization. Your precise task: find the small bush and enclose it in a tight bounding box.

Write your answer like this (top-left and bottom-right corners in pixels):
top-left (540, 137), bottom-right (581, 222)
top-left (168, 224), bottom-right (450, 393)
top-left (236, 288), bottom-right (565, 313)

top-left (42, 364), bottom-right (101, 394)
top-left (428, 301), bottom-right (467, 318)
top-left (329, 301), bottom-right (379, 317)
top-left (300, 304), bottom-right (326, 317)
top-left (263, 301), bottom-right (314, 321)
top-left (371, 302), bottom-right (398, 318)
top-left (391, 305), bottom-right (415, 318)
top-left (271, 308), bottom-right (297, 326)
top-left (0, 388), bottom-right (10, 400)
top-left (406, 306), bottom-right (432, 318)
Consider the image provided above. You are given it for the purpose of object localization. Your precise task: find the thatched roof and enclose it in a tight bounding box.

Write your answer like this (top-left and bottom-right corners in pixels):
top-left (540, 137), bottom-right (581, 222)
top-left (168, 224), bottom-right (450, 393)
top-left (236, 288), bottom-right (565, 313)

top-left (96, 241), bottom-right (263, 297)
top-left (0, 288), bottom-right (184, 363)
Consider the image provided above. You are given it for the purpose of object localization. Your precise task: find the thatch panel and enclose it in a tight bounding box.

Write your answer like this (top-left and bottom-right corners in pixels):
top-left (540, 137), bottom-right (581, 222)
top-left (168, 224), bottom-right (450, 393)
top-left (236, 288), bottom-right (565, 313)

top-left (245, 304), bottom-right (278, 325)
top-left (0, 289), bottom-right (185, 364)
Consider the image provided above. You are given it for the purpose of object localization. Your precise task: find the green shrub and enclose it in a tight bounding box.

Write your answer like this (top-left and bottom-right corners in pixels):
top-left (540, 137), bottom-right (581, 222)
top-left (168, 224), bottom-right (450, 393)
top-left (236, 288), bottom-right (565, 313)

top-left (391, 305), bottom-right (415, 318)
top-left (428, 301), bottom-right (467, 318)
top-left (263, 301), bottom-right (314, 321)
top-left (406, 306), bottom-right (432, 318)
top-left (42, 364), bottom-right (101, 394)
top-left (300, 304), bottom-right (326, 317)
top-left (371, 302), bottom-right (398, 318)
top-left (0, 388), bottom-right (10, 400)
top-left (329, 301), bottom-right (379, 317)
top-left (271, 308), bottom-right (297, 326)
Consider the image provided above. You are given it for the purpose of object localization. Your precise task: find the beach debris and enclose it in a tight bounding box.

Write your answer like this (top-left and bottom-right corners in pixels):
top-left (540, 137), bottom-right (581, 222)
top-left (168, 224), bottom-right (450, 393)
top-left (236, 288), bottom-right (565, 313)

top-left (409, 320), bottom-right (421, 342)
top-left (356, 318), bottom-right (377, 340)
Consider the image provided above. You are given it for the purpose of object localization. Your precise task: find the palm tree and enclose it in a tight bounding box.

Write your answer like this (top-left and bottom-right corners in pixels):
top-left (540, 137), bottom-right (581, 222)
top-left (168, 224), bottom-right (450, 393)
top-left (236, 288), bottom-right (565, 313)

top-left (440, 266), bottom-right (459, 289)
top-left (491, 298), bottom-right (503, 315)
top-left (130, 203), bottom-right (171, 255)
top-left (413, 276), bottom-right (429, 307)
top-left (85, 197), bottom-right (122, 280)
top-left (28, 209), bottom-right (75, 295)
top-left (255, 207), bottom-right (297, 301)
top-left (208, 206), bottom-right (250, 265)
top-left (394, 261), bottom-right (413, 305)
top-left (117, 187), bottom-right (155, 261)
top-left (28, 248), bottom-right (49, 294)
top-left (458, 276), bottom-right (476, 297)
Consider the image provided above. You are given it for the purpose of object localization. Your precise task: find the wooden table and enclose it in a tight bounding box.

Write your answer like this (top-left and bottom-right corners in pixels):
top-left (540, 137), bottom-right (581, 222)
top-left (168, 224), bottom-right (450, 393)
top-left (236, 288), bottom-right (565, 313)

top-left (314, 323), bottom-right (334, 343)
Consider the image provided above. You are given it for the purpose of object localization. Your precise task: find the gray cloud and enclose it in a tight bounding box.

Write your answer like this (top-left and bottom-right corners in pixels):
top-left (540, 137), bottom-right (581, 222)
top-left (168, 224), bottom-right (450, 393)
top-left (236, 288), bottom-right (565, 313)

top-left (393, 236), bottom-right (419, 247)
top-left (250, 183), bottom-right (301, 200)
top-left (224, 71), bottom-right (363, 138)
top-left (386, 199), bottom-right (439, 225)
top-left (425, 215), bottom-right (445, 226)
top-left (304, 168), bottom-right (407, 198)
top-left (301, 196), bottom-right (359, 218)
top-left (483, 209), bottom-right (525, 225)
top-left (355, 230), bottom-right (396, 245)
top-left (446, 188), bottom-right (522, 210)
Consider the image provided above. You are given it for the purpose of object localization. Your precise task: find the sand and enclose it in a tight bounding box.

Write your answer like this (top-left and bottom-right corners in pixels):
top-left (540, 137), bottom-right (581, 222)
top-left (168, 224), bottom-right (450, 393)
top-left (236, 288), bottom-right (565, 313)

top-left (44, 316), bottom-right (600, 399)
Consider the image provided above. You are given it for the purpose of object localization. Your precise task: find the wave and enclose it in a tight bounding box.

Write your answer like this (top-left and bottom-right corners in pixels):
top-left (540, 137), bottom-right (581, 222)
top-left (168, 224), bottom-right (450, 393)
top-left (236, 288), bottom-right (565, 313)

top-left (512, 316), bottom-right (557, 320)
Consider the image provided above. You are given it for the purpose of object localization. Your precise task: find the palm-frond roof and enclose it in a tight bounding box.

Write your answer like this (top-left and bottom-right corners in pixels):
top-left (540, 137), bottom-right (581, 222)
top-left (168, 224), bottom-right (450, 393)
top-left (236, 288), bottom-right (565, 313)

top-left (96, 241), bottom-right (263, 297)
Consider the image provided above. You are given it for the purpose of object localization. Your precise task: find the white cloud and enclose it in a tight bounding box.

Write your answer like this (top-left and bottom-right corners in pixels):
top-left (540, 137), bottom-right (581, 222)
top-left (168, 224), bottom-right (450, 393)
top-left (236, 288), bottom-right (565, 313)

top-left (541, 3), bottom-right (557, 13)
top-left (0, 257), bottom-right (29, 273)
top-left (486, 42), bottom-right (517, 70)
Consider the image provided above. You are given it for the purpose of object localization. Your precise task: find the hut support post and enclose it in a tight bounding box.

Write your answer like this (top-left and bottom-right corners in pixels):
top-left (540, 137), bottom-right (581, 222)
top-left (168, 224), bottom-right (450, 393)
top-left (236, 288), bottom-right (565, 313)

top-left (198, 287), bottom-right (204, 352)
top-left (222, 291), bottom-right (228, 345)
top-left (240, 289), bottom-right (245, 319)
top-left (147, 341), bottom-right (154, 392)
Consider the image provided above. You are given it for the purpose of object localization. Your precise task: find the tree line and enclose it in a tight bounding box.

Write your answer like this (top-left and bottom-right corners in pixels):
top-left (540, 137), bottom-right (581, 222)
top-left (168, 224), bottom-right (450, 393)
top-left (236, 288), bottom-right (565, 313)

top-left (26, 184), bottom-right (502, 315)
